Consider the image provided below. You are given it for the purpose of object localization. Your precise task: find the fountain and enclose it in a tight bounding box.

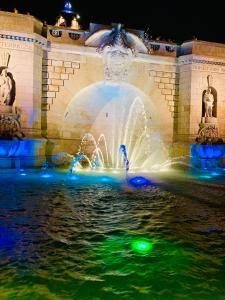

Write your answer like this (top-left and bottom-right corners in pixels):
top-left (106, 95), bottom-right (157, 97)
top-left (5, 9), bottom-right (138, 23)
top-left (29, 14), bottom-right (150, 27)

top-left (64, 24), bottom-right (168, 174)
top-left (64, 85), bottom-right (167, 172)
top-left (68, 153), bottom-right (92, 173)
top-left (119, 144), bottom-right (129, 174)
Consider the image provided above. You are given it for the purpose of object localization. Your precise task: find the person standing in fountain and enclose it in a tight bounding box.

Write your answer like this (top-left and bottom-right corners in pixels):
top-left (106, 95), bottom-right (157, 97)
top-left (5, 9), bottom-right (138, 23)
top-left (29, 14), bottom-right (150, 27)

top-left (0, 69), bottom-right (13, 105)
top-left (203, 87), bottom-right (214, 118)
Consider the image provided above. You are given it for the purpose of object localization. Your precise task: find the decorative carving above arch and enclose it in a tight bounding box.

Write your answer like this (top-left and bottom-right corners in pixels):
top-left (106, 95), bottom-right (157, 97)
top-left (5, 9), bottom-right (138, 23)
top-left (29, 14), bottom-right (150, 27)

top-left (85, 24), bottom-right (148, 54)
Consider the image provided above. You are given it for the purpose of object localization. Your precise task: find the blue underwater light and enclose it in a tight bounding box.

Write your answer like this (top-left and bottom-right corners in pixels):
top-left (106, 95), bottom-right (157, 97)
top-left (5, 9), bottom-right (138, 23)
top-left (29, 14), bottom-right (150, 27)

top-left (199, 175), bottom-right (212, 179)
top-left (40, 174), bottom-right (52, 178)
top-left (100, 176), bottom-right (112, 183)
top-left (0, 226), bottom-right (17, 250)
top-left (128, 176), bottom-right (152, 188)
top-left (211, 172), bottom-right (220, 176)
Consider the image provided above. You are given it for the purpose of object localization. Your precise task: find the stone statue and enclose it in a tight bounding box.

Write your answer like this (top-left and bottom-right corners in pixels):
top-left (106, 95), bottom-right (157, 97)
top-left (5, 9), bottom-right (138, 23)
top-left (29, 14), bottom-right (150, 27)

top-left (0, 69), bottom-right (13, 106)
top-left (71, 16), bottom-right (80, 30)
top-left (55, 16), bottom-right (66, 27)
top-left (203, 87), bottom-right (214, 118)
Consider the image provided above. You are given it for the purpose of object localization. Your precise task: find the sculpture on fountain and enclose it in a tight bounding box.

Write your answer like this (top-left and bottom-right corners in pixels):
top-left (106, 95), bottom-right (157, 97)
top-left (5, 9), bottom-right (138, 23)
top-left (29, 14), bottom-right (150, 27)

top-left (192, 75), bottom-right (225, 169)
top-left (55, 16), bottom-right (67, 27)
top-left (0, 52), bottom-right (24, 139)
top-left (196, 75), bottom-right (222, 145)
top-left (202, 75), bottom-right (217, 121)
top-left (98, 24), bottom-right (134, 82)
top-left (203, 87), bottom-right (214, 118)
top-left (0, 68), bottom-right (13, 106)
top-left (85, 23), bottom-right (148, 82)
top-left (71, 16), bottom-right (80, 30)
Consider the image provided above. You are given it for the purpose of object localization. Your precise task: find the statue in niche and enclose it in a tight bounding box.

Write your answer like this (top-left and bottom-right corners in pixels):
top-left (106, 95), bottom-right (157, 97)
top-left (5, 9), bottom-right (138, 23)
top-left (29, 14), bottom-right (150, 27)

top-left (196, 75), bottom-right (224, 144)
top-left (203, 87), bottom-right (214, 117)
top-left (0, 68), bottom-right (13, 106)
top-left (202, 75), bottom-right (217, 121)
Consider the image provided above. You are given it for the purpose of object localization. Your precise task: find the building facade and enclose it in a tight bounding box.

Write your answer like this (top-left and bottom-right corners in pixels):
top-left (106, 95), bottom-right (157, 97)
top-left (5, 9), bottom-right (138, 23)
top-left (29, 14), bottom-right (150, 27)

top-left (0, 11), bottom-right (225, 167)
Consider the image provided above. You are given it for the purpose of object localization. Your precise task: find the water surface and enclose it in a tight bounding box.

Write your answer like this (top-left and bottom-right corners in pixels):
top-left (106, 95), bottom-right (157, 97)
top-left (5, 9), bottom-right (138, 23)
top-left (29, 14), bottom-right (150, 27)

top-left (0, 169), bottom-right (225, 299)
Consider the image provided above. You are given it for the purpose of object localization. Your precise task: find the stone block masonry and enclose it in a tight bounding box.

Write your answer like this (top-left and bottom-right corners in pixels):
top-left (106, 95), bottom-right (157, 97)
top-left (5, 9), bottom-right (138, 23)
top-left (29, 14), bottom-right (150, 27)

top-left (149, 70), bottom-right (179, 118)
top-left (42, 59), bottom-right (80, 111)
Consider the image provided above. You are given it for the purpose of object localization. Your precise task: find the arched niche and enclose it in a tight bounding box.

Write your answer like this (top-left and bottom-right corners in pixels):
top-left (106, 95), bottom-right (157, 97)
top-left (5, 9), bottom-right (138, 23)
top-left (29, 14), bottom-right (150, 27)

top-left (202, 86), bottom-right (217, 118)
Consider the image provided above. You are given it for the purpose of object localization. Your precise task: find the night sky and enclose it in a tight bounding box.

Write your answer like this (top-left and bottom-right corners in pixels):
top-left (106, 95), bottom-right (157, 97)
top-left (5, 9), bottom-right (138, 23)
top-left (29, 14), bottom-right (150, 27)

top-left (1, 0), bottom-right (225, 44)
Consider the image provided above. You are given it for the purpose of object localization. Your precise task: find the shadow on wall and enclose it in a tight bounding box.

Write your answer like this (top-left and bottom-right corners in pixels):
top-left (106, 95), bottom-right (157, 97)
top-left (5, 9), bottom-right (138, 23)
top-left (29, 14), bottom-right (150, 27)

top-left (41, 109), bottom-right (47, 137)
top-left (7, 72), bottom-right (16, 106)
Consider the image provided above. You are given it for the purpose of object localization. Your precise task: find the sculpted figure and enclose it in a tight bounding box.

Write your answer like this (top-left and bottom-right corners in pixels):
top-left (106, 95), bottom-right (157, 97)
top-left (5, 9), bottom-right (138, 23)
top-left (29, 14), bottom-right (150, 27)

top-left (203, 87), bottom-right (214, 118)
top-left (0, 69), bottom-right (13, 105)
top-left (71, 16), bottom-right (80, 30)
top-left (55, 16), bottom-right (66, 27)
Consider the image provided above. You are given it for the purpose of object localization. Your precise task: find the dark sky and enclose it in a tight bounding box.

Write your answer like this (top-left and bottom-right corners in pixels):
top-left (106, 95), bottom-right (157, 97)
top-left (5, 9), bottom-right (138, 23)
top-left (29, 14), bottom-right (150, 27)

top-left (1, 0), bottom-right (225, 44)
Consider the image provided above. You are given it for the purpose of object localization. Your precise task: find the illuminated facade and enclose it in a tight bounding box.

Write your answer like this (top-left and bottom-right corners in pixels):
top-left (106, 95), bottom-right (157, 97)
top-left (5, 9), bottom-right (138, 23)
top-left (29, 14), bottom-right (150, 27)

top-left (0, 10), bottom-right (225, 168)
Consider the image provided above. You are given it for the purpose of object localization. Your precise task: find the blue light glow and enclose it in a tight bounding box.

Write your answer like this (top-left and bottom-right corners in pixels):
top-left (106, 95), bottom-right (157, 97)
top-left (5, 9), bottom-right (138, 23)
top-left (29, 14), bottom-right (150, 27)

top-left (70, 175), bottom-right (78, 180)
top-left (62, 1), bottom-right (74, 14)
top-left (199, 175), bottom-right (212, 179)
top-left (65, 2), bottom-right (72, 9)
top-left (40, 174), bottom-right (52, 178)
top-left (211, 172), bottom-right (220, 176)
top-left (128, 176), bottom-right (152, 188)
top-left (100, 176), bottom-right (112, 183)
top-left (0, 226), bottom-right (17, 250)
top-left (190, 144), bottom-right (225, 169)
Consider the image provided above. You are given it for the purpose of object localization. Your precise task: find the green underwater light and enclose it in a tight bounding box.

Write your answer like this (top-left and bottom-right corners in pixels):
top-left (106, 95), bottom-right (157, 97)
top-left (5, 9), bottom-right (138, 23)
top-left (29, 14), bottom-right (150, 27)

top-left (131, 239), bottom-right (153, 254)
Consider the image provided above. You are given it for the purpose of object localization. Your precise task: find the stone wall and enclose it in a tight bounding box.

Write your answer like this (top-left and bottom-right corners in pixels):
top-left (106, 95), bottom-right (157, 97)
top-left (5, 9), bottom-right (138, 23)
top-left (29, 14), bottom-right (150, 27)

top-left (40, 50), bottom-right (176, 156)
top-left (2, 11), bottom-right (225, 163)
top-left (172, 51), bottom-right (225, 156)
top-left (148, 69), bottom-right (179, 118)
top-left (42, 56), bottom-right (81, 111)
top-left (0, 11), bottom-right (43, 35)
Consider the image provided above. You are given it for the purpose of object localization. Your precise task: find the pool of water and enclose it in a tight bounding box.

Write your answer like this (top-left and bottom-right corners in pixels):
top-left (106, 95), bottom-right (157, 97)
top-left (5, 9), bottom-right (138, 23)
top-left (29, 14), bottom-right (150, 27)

top-left (0, 168), bottom-right (225, 299)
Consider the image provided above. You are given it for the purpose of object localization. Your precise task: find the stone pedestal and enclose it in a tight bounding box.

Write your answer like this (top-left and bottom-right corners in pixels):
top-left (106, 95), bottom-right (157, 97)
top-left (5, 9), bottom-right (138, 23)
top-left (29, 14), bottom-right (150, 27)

top-left (0, 111), bottom-right (23, 139)
top-left (196, 118), bottom-right (221, 144)
top-left (201, 117), bottom-right (217, 124)
top-left (0, 139), bottom-right (47, 168)
top-left (191, 144), bottom-right (225, 169)
top-left (0, 105), bottom-right (13, 113)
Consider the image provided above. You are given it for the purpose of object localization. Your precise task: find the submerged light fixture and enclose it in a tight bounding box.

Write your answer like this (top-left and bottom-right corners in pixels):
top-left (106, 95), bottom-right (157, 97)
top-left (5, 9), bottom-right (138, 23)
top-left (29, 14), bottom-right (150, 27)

top-left (131, 239), bottom-right (153, 255)
top-left (128, 176), bottom-right (152, 188)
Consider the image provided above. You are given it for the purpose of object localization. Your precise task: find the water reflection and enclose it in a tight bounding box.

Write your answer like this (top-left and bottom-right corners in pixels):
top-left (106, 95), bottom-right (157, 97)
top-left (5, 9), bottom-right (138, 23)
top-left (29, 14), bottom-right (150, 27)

top-left (0, 170), bottom-right (225, 299)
